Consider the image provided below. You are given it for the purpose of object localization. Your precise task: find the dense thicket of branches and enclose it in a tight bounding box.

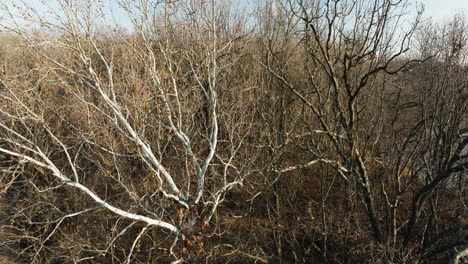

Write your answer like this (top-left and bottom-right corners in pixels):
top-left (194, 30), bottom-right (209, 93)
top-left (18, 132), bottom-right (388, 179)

top-left (0, 0), bottom-right (466, 263)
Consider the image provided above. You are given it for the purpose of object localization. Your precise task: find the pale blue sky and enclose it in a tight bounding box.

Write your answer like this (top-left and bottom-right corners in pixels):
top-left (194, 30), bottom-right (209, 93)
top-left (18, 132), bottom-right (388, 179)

top-left (419, 0), bottom-right (468, 21)
top-left (3, 0), bottom-right (468, 30)
top-left (108, 0), bottom-right (468, 28)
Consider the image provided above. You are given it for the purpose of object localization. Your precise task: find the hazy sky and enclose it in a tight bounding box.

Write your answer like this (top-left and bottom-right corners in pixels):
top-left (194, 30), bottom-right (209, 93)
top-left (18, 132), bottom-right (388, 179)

top-left (110, 0), bottom-right (468, 28)
top-left (420, 0), bottom-right (468, 21)
top-left (3, 0), bottom-right (468, 30)
top-left (108, 0), bottom-right (468, 29)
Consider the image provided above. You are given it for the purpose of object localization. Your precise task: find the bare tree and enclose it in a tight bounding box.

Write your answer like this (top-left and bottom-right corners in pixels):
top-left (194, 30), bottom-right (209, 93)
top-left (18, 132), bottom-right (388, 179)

top-left (0, 0), bottom-right (253, 262)
top-left (261, 0), bottom-right (422, 243)
top-left (258, 1), bottom-right (468, 262)
top-left (398, 14), bottom-right (468, 261)
top-left (0, 0), bottom-right (466, 263)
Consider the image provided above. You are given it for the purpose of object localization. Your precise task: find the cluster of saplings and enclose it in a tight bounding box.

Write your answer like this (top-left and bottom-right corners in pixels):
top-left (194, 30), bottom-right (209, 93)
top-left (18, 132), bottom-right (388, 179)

top-left (0, 0), bottom-right (466, 263)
